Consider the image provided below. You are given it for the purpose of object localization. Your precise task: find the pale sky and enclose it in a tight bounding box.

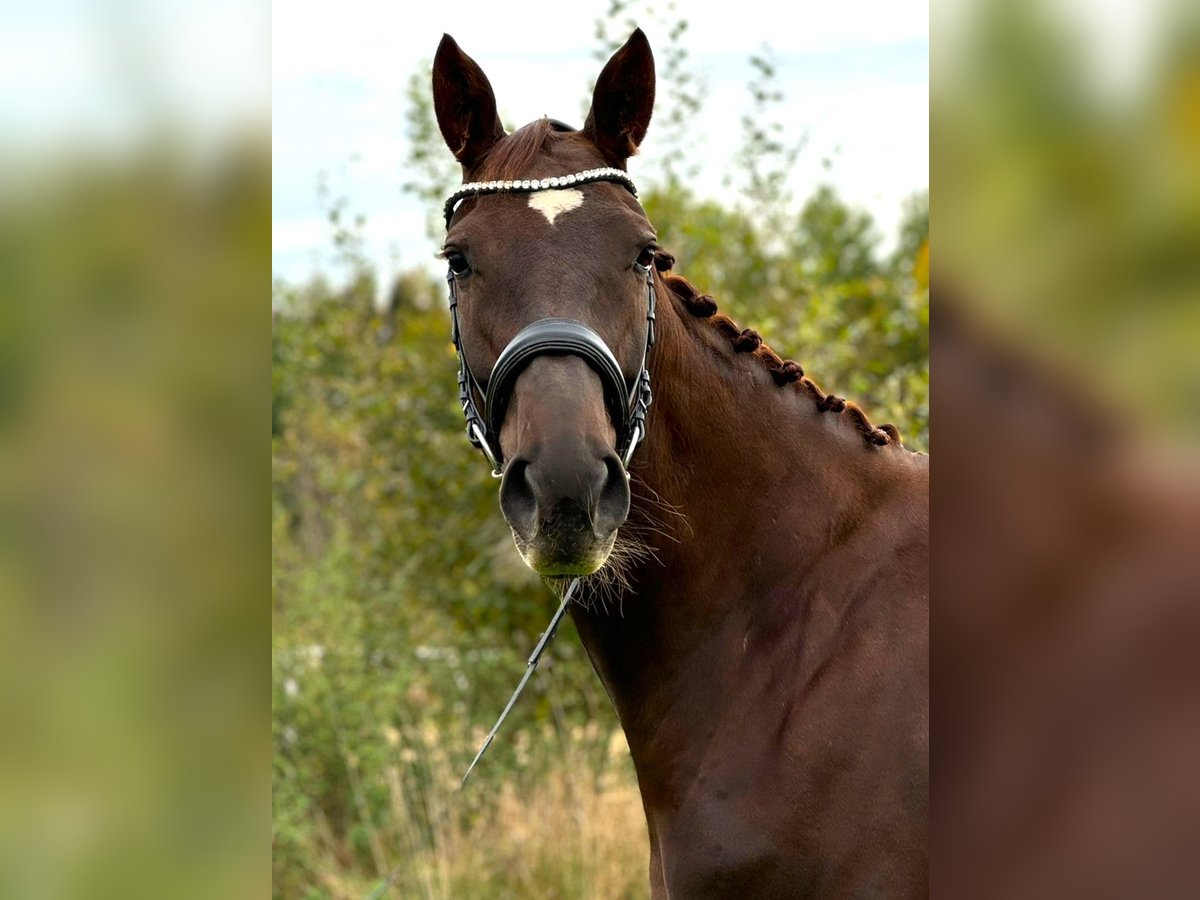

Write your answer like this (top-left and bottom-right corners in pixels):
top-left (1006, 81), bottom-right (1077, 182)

top-left (1, 0), bottom-right (268, 159)
top-left (272, 0), bottom-right (929, 290)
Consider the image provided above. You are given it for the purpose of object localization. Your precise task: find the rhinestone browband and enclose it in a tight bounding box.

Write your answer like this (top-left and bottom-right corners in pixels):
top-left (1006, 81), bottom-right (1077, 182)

top-left (443, 167), bottom-right (638, 226)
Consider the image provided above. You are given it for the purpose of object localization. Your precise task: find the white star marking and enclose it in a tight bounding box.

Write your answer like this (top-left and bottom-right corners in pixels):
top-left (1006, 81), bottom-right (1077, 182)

top-left (528, 188), bottom-right (584, 225)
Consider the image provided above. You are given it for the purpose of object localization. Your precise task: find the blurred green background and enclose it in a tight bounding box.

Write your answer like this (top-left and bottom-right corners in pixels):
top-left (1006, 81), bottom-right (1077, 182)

top-left (932, 2), bottom-right (1200, 895)
top-left (271, 8), bottom-right (928, 898)
top-left (934, 0), bottom-right (1200, 440)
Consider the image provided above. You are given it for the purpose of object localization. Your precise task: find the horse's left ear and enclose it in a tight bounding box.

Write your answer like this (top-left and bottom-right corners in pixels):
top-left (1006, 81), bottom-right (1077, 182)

top-left (583, 28), bottom-right (655, 168)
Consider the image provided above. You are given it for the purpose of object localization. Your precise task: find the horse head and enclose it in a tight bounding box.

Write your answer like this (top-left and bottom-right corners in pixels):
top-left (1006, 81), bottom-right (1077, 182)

top-left (433, 30), bottom-right (657, 577)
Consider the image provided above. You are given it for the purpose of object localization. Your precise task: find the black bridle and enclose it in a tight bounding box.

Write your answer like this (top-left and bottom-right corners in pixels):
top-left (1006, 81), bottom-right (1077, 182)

top-left (445, 167), bottom-right (656, 476)
top-left (443, 167), bottom-right (658, 788)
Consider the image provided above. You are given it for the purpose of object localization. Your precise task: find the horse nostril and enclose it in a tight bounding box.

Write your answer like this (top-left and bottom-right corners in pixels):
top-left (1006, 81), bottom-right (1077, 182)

top-left (594, 451), bottom-right (631, 536)
top-left (501, 450), bottom-right (630, 544)
top-left (499, 457), bottom-right (537, 540)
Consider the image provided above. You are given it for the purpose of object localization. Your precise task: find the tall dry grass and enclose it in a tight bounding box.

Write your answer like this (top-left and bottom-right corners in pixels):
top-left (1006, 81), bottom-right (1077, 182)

top-left (297, 719), bottom-right (650, 900)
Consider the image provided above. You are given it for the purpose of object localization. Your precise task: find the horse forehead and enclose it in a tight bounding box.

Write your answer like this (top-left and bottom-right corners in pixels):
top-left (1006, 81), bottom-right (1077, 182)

top-left (527, 188), bottom-right (584, 225)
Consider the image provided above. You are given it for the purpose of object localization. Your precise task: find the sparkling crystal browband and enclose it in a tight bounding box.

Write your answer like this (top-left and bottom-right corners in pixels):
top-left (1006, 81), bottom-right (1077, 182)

top-left (443, 167), bottom-right (638, 226)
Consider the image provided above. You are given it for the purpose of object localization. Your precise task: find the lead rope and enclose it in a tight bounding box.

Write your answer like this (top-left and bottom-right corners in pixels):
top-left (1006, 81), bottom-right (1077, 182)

top-left (459, 577), bottom-right (579, 787)
top-left (358, 579), bottom-right (580, 900)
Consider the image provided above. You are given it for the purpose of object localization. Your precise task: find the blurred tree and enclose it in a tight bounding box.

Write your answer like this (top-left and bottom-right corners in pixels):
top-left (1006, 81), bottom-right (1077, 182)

top-left (402, 66), bottom-right (460, 241)
top-left (891, 190), bottom-right (929, 278)
top-left (794, 184), bottom-right (881, 285)
top-left (730, 45), bottom-right (807, 237)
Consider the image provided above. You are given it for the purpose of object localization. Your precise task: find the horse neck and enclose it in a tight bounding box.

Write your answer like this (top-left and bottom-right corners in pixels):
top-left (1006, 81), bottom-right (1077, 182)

top-left (626, 286), bottom-right (873, 595)
top-left (572, 281), bottom-right (901, 738)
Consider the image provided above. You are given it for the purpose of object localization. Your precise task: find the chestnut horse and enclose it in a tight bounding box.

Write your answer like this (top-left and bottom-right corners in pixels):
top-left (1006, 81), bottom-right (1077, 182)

top-left (433, 30), bottom-right (928, 898)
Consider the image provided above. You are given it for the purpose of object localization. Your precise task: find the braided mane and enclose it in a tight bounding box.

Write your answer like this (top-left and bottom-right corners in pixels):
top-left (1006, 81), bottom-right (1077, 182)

top-left (652, 250), bottom-right (903, 449)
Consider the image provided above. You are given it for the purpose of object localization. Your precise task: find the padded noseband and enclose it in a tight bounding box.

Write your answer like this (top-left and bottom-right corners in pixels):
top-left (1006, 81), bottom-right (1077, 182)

top-left (484, 318), bottom-right (631, 444)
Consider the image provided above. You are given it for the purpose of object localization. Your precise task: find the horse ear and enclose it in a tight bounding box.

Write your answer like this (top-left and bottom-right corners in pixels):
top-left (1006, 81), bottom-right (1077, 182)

top-left (583, 28), bottom-right (655, 167)
top-left (432, 34), bottom-right (507, 170)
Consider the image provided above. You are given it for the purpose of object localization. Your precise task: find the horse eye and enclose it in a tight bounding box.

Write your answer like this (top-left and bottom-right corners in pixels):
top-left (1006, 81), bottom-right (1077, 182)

top-left (635, 245), bottom-right (656, 270)
top-left (445, 250), bottom-right (471, 276)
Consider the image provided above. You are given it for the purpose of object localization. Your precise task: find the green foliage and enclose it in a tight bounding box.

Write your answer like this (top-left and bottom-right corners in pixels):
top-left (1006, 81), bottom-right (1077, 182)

top-left (730, 46), bottom-right (807, 226)
top-left (938, 1), bottom-right (1200, 435)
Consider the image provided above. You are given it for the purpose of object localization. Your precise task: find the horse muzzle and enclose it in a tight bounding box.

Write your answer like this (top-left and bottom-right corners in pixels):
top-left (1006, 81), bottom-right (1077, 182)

top-left (496, 367), bottom-right (633, 578)
top-left (446, 271), bottom-right (654, 575)
top-left (499, 436), bottom-right (629, 576)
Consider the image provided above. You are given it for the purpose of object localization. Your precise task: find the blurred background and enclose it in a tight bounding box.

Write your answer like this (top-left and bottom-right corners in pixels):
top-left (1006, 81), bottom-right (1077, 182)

top-left (934, 0), bottom-right (1200, 896)
top-left (271, 1), bottom-right (927, 897)
top-left (1, 0), bottom-right (269, 898)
